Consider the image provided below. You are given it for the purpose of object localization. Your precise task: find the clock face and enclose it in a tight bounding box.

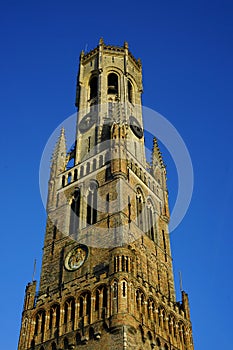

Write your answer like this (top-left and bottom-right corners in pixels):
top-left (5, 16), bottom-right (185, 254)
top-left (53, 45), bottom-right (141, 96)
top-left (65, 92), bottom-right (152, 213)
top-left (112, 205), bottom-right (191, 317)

top-left (79, 112), bottom-right (97, 133)
top-left (64, 245), bottom-right (88, 271)
top-left (129, 115), bottom-right (143, 139)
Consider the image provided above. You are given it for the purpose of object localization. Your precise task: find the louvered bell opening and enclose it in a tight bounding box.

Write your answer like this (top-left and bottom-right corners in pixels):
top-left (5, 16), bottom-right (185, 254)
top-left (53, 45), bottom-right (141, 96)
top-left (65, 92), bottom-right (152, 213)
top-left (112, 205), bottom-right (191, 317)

top-left (108, 85), bottom-right (118, 94)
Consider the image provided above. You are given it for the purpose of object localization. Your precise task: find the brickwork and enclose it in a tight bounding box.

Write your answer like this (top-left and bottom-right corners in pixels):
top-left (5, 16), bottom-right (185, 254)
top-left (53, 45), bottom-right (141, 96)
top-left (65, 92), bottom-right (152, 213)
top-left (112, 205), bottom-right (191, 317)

top-left (18, 39), bottom-right (194, 350)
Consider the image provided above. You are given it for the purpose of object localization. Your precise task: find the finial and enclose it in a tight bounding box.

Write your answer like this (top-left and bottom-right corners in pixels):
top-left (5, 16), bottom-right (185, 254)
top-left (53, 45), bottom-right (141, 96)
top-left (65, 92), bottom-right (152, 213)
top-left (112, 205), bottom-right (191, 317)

top-left (153, 136), bottom-right (158, 146)
top-left (152, 136), bottom-right (165, 168)
top-left (51, 127), bottom-right (67, 166)
top-left (60, 126), bottom-right (65, 136)
top-left (99, 37), bottom-right (104, 46)
top-left (32, 259), bottom-right (36, 282)
top-left (80, 50), bottom-right (84, 61)
top-left (124, 41), bottom-right (128, 49)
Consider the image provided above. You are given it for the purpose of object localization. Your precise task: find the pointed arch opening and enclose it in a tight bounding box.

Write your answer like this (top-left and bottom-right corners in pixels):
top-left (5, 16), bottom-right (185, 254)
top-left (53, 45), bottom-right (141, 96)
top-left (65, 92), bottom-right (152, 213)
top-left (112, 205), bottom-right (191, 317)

top-left (108, 73), bottom-right (118, 95)
top-left (64, 297), bottom-right (75, 327)
top-left (136, 289), bottom-right (145, 314)
top-left (67, 172), bottom-right (72, 184)
top-left (79, 291), bottom-right (91, 322)
top-left (86, 182), bottom-right (98, 225)
top-left (128, 80), bottom-right (133, 103)
top-left (34, 309), bottom-right (46, 340)
top-left (146, 199), bottom-right (156, 242)
top-left (122, 280), bottom-right (127, 297)
top-left (113, 280), bottom-right (118, 299)
top-left (95, 285), bottom-right (108, 319)
top-left (136, 188), bottom-right (145, 231)
top-left (89, 76), bottom-right (98, 100)
top-left (69, 188), bottom-right (80, 236)
top-left (95, 288), bottom-right (100, 311)
top-left (49, 304), bottom-right (60, 330)
top-left (147, 298), bottom-right (155, 320)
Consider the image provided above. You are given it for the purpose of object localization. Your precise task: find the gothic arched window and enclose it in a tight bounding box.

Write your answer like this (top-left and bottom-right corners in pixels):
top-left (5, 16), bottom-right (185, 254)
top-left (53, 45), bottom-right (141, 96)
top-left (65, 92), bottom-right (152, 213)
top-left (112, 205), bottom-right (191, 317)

top-left (95, 289), bottom-right (99, 311)
top-left (122, 280), bottom-right (127, 297)
top-left (147, 200), bottom-right (155, 242)
top-left (49, 304), bottom-right (60, 329)
top-left (128, 80), bottom-right (133, 103)
top-left (64, 298), bottom-right (75, 325)
top-left (168, 314), bottom-right (174, 336)
top-left (158, 307), bottom-right (166, 329)
top-left (113, 280), bottom-right (118, 298)
top-left (95, 285), bottom-right (108, 319)
top-left (103, 285), bottom-right (108, 308)
top-left (147, 298), bottom-right (154, 320)
top-left (79, 292), bottom-right (91, 322)
top-left (108, 73), bottom-right (118, 95)
top-left (69, 188), bottom-right (80, 237)
top-left (136, 289), bottom-right (144, 314)
top-left (34, 310), bottom-right (45, 338)
top-left (136, 189), bottom-right (144, 231)
top-left (89, 76), bottom-right (98, 100)
top-left (86, 182), bottom-right (97, 225)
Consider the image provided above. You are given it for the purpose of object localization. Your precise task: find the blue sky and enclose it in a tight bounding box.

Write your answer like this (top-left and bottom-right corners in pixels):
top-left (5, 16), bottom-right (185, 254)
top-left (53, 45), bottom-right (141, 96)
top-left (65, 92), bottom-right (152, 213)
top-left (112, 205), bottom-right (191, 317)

top-left (1, 1), bottom-right (233, 348)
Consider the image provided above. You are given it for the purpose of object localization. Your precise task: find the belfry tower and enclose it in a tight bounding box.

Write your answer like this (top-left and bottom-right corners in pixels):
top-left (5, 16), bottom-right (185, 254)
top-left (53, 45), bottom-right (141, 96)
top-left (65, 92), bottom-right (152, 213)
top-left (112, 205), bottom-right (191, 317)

top-left (18, 39), bottom-right (194, 350)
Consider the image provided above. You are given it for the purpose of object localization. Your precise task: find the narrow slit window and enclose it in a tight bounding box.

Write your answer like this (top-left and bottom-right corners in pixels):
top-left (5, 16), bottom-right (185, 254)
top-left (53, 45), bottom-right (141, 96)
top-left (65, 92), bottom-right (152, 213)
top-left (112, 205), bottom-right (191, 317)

top-left (128, 80), bottom-right (133, 103)
top-left (87, 136), bottom-right (91, 153)
top-left (69, 188), bottom-right (80, 236)
top-left (136, 190), bottom-right (144, 231)
top-left (162, 229), bottom-right (167, 261)
top-left (122, 281), bottom-right (126, 297)
top-left (162, 230), bottom-right (167, 251)
top-left (87, 183), bottom-right (97, 225)
top-left (147, 204), bottom-right (155, 241)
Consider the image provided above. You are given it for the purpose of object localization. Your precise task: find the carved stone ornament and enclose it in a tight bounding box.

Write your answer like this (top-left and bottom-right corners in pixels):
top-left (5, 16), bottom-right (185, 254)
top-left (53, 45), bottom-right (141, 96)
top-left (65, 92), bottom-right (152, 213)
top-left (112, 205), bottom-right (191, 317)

top-left (64, 244), bottom-right (88, 271)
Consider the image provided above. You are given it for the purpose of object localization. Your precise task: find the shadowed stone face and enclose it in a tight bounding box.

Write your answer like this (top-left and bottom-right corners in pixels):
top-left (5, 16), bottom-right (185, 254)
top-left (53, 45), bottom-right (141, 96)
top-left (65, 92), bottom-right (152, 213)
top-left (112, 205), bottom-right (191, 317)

top-left (18, 40), bottom-right (194, 350)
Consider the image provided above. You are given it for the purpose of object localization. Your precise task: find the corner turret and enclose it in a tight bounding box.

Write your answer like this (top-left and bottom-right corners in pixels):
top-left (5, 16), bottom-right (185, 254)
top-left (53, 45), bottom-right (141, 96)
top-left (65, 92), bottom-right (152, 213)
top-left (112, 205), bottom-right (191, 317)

top-left (47, 128), bottom-right (67, 212)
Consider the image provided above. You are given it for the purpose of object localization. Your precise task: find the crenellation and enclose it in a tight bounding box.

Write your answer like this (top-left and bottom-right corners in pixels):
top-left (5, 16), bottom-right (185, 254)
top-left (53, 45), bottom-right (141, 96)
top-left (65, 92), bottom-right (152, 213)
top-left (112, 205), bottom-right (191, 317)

top-left (18, 40), bottom-right (194, 350)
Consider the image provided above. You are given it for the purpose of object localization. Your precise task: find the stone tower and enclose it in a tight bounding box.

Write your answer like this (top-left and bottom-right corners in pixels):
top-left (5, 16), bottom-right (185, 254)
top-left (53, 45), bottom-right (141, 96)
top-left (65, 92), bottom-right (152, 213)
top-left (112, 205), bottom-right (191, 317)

top-left (18, 39), bottom-right (194, 350)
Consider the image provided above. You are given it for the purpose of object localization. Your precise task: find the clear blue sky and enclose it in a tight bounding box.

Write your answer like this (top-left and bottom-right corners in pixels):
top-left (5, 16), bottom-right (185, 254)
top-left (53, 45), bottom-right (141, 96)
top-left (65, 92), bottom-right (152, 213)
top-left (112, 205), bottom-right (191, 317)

top-left (1, 1), bottom-right (233, 349)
